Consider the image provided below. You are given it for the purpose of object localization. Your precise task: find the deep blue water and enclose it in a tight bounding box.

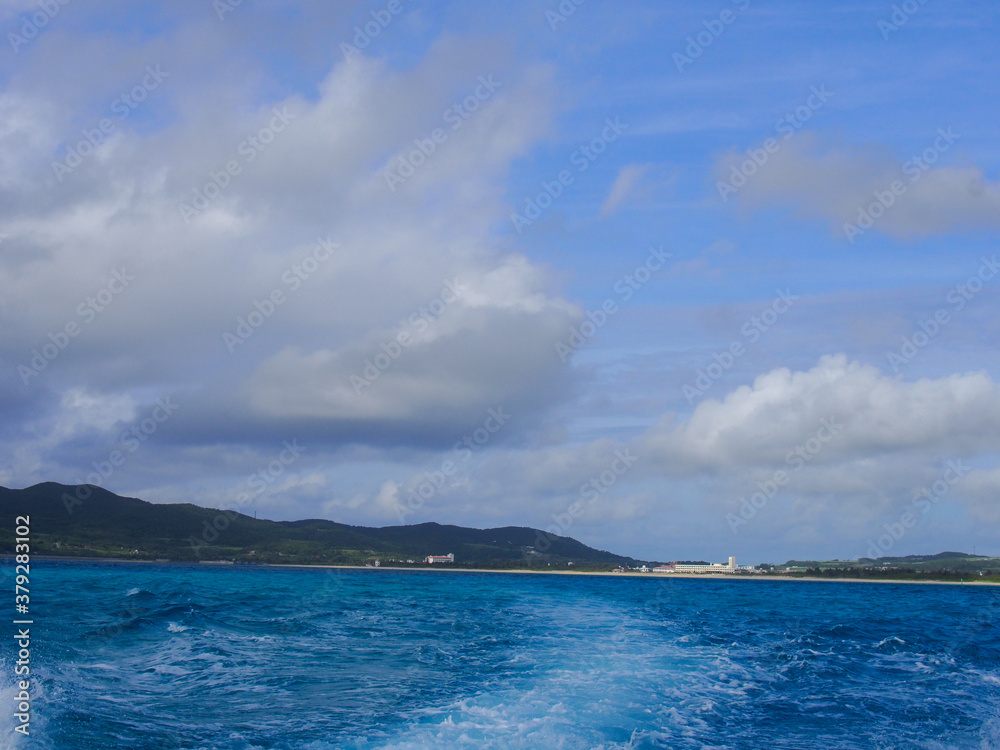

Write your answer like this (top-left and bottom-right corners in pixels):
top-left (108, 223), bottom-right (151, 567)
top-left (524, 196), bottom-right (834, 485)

top-left (3, 561), bottom-right (1000, 749)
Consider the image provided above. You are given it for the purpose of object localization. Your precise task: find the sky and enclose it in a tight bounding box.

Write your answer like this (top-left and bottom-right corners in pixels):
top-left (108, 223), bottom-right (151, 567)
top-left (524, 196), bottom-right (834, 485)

top-left (1, 0), bottom-right (999, 564)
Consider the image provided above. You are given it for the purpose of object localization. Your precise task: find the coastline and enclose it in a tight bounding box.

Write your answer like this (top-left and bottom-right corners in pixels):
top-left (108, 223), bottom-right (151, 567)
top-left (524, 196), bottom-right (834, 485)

top-left (261, 563), bottom-right (1000, 586)
top-left (22, 556), bottom-right (1000, 586)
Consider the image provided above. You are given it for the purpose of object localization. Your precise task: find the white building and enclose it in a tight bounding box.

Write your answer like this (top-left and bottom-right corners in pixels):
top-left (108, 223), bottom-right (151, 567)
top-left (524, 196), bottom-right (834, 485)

top-left (425, 553), bottom-right (455, 564)
top-left (669, 556), bottom-right (739, 574)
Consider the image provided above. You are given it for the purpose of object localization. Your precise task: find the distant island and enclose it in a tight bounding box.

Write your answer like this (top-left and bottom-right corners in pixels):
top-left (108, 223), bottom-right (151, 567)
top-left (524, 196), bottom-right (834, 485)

top-left (2, 483), bottom-right (997, 582)
top-left (0, 483), bottom-right (641, 569)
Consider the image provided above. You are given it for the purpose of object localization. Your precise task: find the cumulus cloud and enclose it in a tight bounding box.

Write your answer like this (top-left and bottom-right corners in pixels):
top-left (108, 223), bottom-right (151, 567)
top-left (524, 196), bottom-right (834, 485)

top-left (4, 2), bottom-right (998, 564)
top-left (407, 355), bottom-right (1000, 555)
top-left (639, 354), bottom-right (1000, 472)
top-left (715, 134), bottom-right (1000, 240)
top-left (0, 36), bottom-right (574, 454)
top-left (360, 354), bottom-right (1000, 516)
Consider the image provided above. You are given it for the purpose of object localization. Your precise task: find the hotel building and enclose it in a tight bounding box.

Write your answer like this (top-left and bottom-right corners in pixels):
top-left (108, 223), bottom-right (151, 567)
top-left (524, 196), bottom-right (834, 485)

top-left (424, 553), bottom-right (455, 564)
top-left (665, 556), bottom-right (739, 573)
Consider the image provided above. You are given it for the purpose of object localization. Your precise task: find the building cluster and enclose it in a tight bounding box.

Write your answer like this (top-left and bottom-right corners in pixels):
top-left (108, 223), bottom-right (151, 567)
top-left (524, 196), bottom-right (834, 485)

top-left (664, 556), bottom-right (743, 573)
top-left (615, 556), bottom-right (757, 574)
top-left (424, 553), bottom-right (455, 564)
top-left (367, 552), bottom-right (758, 572)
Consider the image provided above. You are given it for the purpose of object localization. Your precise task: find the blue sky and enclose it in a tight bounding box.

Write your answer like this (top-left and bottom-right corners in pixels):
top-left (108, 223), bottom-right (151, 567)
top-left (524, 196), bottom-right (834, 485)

top-left (1, 0), bottom-right (999, 563)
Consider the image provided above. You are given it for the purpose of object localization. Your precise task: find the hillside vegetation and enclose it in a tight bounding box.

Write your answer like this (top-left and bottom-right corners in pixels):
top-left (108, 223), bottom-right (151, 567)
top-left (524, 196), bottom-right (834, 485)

top-left (0, 483), bottom-right (638, 569)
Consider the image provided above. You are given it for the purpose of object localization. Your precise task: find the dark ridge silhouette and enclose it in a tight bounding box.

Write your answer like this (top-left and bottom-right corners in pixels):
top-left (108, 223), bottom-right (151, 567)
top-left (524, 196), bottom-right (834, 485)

top-left (1, 482), bottom-right (641, 567)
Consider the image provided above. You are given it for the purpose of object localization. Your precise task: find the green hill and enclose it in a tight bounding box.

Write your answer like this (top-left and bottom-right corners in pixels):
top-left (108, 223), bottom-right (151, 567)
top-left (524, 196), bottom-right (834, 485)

top-left (0, 483), bottom-right (640, 568)
top-left (780, 552), bottom-right (1000, 579)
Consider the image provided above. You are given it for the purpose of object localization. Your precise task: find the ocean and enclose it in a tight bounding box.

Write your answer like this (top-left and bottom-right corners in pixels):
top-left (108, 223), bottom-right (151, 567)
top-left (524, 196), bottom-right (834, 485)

top-left (3, 561), bottom-right (999, 749)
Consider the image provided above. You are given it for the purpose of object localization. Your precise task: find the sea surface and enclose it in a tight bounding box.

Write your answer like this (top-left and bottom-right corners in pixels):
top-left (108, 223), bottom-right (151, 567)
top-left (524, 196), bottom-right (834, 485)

top-left (2, 561), bottom-right (1000, 749)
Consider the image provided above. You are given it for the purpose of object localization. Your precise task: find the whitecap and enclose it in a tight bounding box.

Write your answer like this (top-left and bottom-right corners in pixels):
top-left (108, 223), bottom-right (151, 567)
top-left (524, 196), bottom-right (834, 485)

top-left (875, 636), bottom-right (905, 648)
top-left (167, 622), bottom-right (189, 633)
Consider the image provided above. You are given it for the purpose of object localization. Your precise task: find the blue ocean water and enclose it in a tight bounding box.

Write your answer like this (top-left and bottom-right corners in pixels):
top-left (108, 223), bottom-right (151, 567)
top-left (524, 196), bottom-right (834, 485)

top-left (2, 561), bottom-right (999, 749)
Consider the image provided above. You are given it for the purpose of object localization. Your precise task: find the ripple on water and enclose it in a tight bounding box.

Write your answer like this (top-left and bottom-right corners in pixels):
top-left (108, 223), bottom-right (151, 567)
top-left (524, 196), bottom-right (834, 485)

top-left (16, 563), bottom-right (1000, 750)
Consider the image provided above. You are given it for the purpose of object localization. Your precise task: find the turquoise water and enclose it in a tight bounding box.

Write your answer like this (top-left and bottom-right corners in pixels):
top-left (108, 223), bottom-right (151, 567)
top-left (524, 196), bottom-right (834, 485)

top-left (3, 561), bottom-right (1000, 749)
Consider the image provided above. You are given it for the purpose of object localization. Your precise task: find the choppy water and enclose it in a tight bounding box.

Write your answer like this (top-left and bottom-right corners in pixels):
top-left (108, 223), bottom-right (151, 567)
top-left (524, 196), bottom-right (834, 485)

top-left (2, 561), bottom-right (999, 749)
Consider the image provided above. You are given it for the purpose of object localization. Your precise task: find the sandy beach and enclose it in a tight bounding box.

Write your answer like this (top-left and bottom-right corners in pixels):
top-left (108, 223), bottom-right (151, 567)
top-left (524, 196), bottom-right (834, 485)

top-left (30, 556), bottom-right (998, 586)
top-left (261, 562), bottom-right (1000, 586)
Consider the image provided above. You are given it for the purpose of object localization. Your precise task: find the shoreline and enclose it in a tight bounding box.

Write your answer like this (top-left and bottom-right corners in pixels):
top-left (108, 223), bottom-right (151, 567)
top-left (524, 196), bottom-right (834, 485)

top-left (18, 556), bottom-right (1000, 586)
top-left (265, 565), bottom-right (1000, 586)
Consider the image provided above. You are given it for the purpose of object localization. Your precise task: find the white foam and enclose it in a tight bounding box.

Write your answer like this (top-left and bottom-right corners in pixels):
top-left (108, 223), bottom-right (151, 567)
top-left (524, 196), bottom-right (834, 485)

top-left (875, 636), bottom-right (905, 648)
top-left (0, 670), bottom-right (48, 749)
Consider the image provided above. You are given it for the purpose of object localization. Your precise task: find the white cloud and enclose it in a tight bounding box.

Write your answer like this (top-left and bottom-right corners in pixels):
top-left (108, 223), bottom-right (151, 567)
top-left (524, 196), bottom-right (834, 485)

top-left (599, 163), bottom-right (647, 217)
top-left (376, 355), bottom-right (1000, 558)
top-left (715, 134), bottom-right (1000, 240)
top-left (639, 354), bottom-right (1000, 472)
top-left (1, 44), bottom-right (574, 448)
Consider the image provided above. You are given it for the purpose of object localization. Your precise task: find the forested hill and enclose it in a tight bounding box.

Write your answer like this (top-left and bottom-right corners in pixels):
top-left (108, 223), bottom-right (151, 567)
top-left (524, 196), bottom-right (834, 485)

top-left (0, 482), bottom-right (640, 568)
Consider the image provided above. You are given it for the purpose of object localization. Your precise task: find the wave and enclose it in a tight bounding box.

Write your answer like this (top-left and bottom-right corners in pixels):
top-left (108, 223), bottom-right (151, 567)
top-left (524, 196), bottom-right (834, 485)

top-left (18, 563), bottom-right (1000, 750)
